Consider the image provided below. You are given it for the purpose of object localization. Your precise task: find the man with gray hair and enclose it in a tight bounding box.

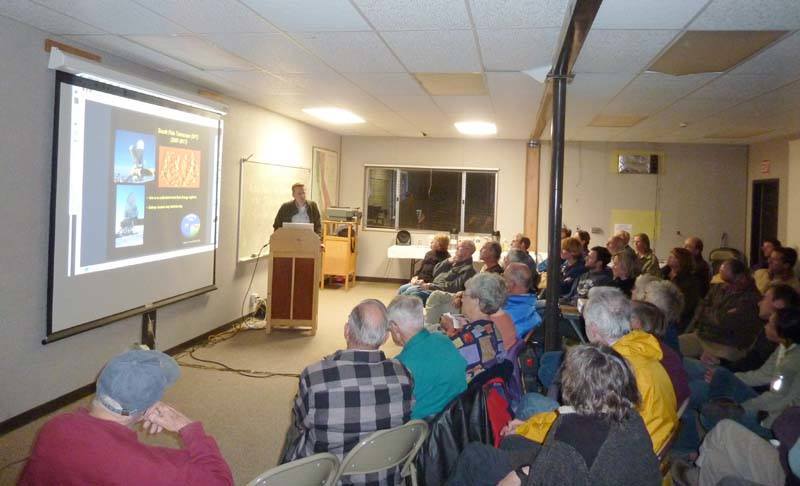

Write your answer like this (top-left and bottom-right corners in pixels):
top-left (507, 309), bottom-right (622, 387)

top-left (20, 350), bottom-right (233, 485)
top-left (388, 295), bottom-right (466, 419)
top-left (283, 299), bottom-right (413, 485)
top-left (584, 287), bottom-right (677, 453)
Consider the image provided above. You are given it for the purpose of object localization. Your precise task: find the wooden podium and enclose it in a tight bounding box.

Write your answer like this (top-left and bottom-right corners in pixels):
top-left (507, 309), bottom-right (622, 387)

top-left (267, 227), bottom-right (321, 335)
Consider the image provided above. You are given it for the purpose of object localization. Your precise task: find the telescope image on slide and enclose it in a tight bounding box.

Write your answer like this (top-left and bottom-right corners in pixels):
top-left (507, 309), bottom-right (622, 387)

top-left (114, 184), bottom-right (145, 248)
top-left (113, 130), bottom-right (155, 184)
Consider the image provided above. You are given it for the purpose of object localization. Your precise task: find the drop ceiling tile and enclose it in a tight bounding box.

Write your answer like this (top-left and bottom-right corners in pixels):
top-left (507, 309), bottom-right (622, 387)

top-left (572, 30), bottom-right (679, 74)
top-left (0, 0), bottom-right (104, 34)
top-left (730, 31), bottom-right (800, 78)
top-left (239, 0), bottom-right (369, 32)
top-left (620, 72), bottom-right (718, 99)
top-left (133, 0), bottom-right (277, 34)
top-left (567, 73), bottom-right (636, 101)
top-left (294, 31), bottom-right (405, 73)
top-left (601, 96), bottom-right (672, 117)
top-left (469, 0), bottom-right (570, 29)
top-left (205, 33), bottom-right (330, 74)
top-left (36, 0), bottom-right (188, 34)
top-left (478, 28), bottom-right (559, 71)
top-left (280, 72), bottom-right (370, 101)
top-left (64, 34), bottom-right (197, 72)
top-left (592, 0), bottom-right (709, 29)
top-left (687, 73), bottom-right (787, 100)
top-left (433, 95), bottom-right (495, 116)
top-left (690, 0), bottom-right (800, 30)
top-left (353, 0), bottom-right (471, 30)
top-left (207, 70), bottom-right (302, 95)
top-left (127, 35), bottom-right (253, 70)
top-left (345, 73), bottom-right (426, 96)
top-left (487, 72), bottom-right (545, 99)
top-left (382, 30), bottom-right (481, 73)
top-left (379, 95), bottom-right (442, 112)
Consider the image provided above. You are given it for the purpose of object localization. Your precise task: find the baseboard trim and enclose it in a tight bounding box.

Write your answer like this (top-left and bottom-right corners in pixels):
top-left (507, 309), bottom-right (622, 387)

top-left (356, 276), bottom-right (407, 284)
top-left (0, 317), bottom-right (243, 436)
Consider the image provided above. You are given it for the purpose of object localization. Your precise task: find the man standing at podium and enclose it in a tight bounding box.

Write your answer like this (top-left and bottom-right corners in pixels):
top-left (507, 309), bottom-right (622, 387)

top-left (273, 182), bottom-right (322, 237)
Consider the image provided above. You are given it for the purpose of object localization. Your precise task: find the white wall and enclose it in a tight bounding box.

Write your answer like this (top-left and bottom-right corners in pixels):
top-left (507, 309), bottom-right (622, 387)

top-left (536, 142), bottom-right (749, 259)
top-left (0, 15), bottom-right (339, 422)
top-left (340, 137), bottom-right (528, 279)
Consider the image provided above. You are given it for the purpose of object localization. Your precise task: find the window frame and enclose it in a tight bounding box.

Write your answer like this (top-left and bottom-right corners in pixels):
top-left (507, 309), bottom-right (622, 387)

top-left (363, 164), bottom-right (499, 235)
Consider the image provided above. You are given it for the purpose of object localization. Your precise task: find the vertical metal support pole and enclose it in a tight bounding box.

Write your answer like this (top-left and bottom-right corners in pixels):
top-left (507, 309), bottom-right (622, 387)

top-left (544, 74), bottom-right (568, 352)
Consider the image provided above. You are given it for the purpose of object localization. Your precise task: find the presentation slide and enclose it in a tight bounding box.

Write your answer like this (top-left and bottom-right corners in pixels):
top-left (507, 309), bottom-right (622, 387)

top-left (49, 73), bottom-right (223, 337)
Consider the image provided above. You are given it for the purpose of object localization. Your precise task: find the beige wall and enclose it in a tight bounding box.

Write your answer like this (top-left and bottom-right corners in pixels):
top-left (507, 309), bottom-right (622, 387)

top-left (0, 15), bottom-right (340, 421)
top-left (537, 142), bottom-right (749, 260)
top-left (746, 139), bottom-right (789, 259)
top-left (339, 136), bottom-right (527, 279)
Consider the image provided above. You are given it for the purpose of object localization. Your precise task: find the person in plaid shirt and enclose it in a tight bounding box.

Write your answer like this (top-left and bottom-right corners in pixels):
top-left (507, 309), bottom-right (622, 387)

top-left (283, 299), bottom-right (414, 486)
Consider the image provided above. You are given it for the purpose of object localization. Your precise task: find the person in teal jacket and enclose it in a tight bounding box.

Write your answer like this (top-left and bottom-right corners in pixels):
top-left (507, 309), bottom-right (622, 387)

top-left (388, 295), bottom-right (467, 419)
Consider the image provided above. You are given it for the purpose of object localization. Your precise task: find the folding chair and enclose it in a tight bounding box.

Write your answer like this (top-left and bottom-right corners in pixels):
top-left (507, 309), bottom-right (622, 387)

top-left (246, 453), bottom-right (339, 486)
top-left (332, 420), bottom-right (429, 486)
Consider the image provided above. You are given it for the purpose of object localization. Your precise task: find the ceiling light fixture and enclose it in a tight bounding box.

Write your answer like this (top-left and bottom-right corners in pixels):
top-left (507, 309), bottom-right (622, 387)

top-left (454, 121), bottom-right (497, 136)
top-left (302, 107), bottom-right (365, 124)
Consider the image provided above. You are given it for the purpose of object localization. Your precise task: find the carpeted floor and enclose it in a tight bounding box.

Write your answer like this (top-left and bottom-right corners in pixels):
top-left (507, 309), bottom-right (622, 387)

top-left (0, 282), bottom-right (402, 485)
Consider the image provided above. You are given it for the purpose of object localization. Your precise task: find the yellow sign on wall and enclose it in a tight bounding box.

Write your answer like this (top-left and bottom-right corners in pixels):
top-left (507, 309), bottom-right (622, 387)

top-left (610, 209), bottom-right (660, 240)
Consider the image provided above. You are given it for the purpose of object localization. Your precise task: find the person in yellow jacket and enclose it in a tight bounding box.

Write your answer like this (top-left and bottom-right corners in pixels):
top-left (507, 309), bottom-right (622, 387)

top-left (515, 287), bottom-right (678, 453)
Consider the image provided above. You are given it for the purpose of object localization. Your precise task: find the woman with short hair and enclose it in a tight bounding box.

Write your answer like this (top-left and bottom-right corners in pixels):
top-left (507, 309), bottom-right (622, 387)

top-left (446, 343), bottom-right (661, 486)
top-left (665, 247), bottom-right (702, 330)
top-left (559, 237), bottom-right (586, 295)
top-left (440, 273), bottom-right (510, 382)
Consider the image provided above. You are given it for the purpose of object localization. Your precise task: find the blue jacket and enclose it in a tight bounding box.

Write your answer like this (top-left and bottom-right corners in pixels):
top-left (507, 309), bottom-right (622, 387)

top-left (503, 293), bottom-right (542, 338)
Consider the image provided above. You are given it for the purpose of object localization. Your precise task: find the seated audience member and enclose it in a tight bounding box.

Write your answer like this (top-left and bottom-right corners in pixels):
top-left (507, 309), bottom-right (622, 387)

top-left (558, 237), bottom-right (586, 295)
top-left (19, 350), bottom-right (233, 486)
top-left (694, 307), bottom-right (800, 437)
top-left (617, 230), bottom-right (639, 266)
top-left (680, 259), bottom-right (761, 362)
top-left (684, 236), bottom-right (711, 297)
top-left (562, 245), bottom-right (613, 305)
top-left (755, 246), bottom-right (800, 294)
top-left (502, 262), bottom-right (542, 338)
top-left (505, 249), bottom-right (540, 291)
top-left (752, 237), bottom-right (782, 272)
top-left (509, 234), bottom-right (537, 273)
top-left (722, 284), bottom-right (800, 372)
top-left (479, 240), bottom-right (503, 274)
top-left (425, 241), bottom-right (502, 325)
top-left (665, 247), bottom-right (703, 328)
top-left (402, 239), bottom-right (476, 304)
top-left (642, 279), bottom-right (685, 353)
top-left (388, 296), bottom-right (467, 420)
top-left (561, 226), bottom-right (572, 239)
top-left (523, 288), bottom-right (677, 453)
top-left (284, 299), bottom-right (413, 485)
top-left (397, 234), bottom-right (450, 295)
top-left (631, 300), bottom-right (690, 406)
top-left (610, 250), bottom-right (637, 297)
top-left (577, 229), bottom-right (591, 256)
top-left (671, 415), bottom-right (796, 486)
top-left (440, 273), bottom-right (509, 382)
top-left (447, 343), bottom-right (661, 486)
top-left (606, 234), bottom-right (626, 256)
top-left (634, 233), bottom-right (661, 277)
top-left (632, 274), bottom-right (661, 301)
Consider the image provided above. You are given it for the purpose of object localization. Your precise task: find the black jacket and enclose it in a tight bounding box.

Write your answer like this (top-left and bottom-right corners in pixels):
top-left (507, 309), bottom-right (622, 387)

top-left (273, 200), bottom-right (322, 236)
top-left (415, 250), bottom-right (451, 282)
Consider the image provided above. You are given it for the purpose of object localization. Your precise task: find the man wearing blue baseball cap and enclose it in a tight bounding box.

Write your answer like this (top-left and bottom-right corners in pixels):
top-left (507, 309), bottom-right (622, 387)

top-left (19, 349), bottom-right (233, 485)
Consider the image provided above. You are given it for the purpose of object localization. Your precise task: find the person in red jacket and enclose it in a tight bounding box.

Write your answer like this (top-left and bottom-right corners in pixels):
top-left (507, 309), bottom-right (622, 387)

top-left (19, 349), bottom-right (233, 486)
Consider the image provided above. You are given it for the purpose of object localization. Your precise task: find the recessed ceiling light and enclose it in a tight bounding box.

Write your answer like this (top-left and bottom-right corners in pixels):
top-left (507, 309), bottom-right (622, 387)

top-left (302, 107), bottom-right (365, 124)
top-left (454, 120), bottom-right (497, 136)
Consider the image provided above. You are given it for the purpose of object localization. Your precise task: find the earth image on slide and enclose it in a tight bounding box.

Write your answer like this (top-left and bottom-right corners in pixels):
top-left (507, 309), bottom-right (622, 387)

top-left (180, 213), bottom-right (201, 239)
